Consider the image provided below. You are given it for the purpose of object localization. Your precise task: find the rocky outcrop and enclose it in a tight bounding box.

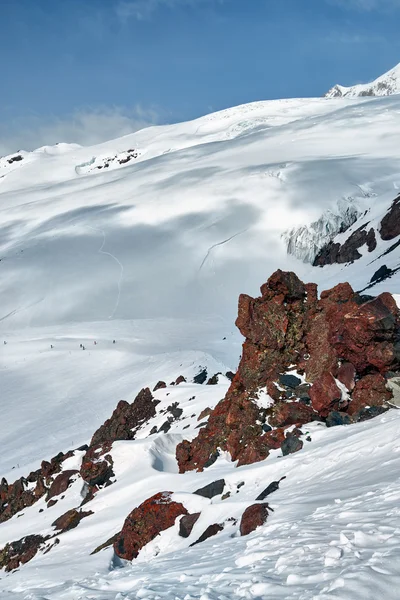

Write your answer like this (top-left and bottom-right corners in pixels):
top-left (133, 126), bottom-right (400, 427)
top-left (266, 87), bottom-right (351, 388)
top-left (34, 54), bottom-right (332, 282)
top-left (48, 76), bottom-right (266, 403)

top-left (0, 450), bottom-right (75, 523)
top-left (190, 523), bottom-right (224, 546)
top-left (113, 492), bottom-right (188, 561)
top-left (80, 388), bottom-right (160, 497)
top-left (176, 270), bottom-right (400, 473)
top-left (380, 196), bottom-right (400, 240)
top-left (313, 223), bottom-right (376, 266)
top-left (90, 388), bottom-right (159, 447)
top-left (179, 513), bottom-right (201, 538)
top-left (0, 535), bottom-right (49, 572)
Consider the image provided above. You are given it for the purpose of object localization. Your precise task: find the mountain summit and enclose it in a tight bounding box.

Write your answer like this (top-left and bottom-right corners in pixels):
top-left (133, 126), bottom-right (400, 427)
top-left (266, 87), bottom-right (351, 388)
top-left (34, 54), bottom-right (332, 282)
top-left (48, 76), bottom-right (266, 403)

top-left (325, 61), bottom-right (400, 98)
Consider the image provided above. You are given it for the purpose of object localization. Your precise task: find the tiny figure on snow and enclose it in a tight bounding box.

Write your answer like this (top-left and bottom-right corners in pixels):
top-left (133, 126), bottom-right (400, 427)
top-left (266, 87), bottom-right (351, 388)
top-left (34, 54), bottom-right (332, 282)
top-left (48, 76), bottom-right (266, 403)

top-left (3, 341), bottom-right (6, 345)
top-left (94, 340), bottom-right (97, 345)
top-left (79, 343), bottom-right (83, 348)
top-left (113, 339), bottom-right (116, 344)
top-left (50, 344), bottom-right (54, 349)
top-left (82, 345), bottom-right (85, 350)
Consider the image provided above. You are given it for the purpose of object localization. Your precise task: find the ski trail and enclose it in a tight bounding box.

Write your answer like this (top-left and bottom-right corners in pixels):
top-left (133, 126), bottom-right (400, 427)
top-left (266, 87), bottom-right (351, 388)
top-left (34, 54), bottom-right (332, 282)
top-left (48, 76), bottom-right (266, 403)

top-left (198, 229), bottom-right (248, 272)
top-left (87, 225), bottom-right (124, 319)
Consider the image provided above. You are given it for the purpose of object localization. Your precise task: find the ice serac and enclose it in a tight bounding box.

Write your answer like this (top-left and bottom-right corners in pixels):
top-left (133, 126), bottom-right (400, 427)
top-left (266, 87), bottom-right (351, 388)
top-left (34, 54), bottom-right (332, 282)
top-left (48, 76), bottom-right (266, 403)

top-left (283, 199), bottom-right (360, 263)
top-left (176, 270), bottom-right (400, 472)
top-left (325, 62), bottom-right (400, 98)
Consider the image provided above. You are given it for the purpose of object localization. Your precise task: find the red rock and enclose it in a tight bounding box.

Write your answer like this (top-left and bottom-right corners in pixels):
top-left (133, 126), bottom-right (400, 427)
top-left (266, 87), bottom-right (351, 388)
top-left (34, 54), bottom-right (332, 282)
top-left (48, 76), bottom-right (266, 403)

top-left (175, 375), bottom-right (186, 385)
top-left (309, 372), bottom-right (342, 418)
top-left (347, 373), bottom-right (392, 416)
top-left (46, 470), bottom-right (78, 501)
top-left (52, 509), bottom-right (93, 533)
top-left (337, 362), bottom-right (356, 391)
top-left (0, 535), bottom-right (48, 572)
top-left (240, 503), bottom-right (271, 536)
top-left (114, 492), bottom-right (188, 561)
top-left (153, 381), bottom-right (166, 391)
top-left (268, 402), bottom-right (317, 428)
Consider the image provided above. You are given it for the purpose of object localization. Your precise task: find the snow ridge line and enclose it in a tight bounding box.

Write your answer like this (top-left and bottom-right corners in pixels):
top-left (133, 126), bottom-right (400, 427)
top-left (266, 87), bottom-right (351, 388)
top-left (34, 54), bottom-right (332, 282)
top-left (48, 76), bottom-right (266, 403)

top-left (87, 225), bottom-right (124, 319)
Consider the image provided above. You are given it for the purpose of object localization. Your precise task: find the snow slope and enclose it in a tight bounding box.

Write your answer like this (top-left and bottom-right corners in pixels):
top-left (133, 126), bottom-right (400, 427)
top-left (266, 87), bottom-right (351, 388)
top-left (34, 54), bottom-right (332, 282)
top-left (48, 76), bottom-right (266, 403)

top-left (2, 94), bottom-right (400, 598)
top-left (325, 62), bottom-right (400, 98)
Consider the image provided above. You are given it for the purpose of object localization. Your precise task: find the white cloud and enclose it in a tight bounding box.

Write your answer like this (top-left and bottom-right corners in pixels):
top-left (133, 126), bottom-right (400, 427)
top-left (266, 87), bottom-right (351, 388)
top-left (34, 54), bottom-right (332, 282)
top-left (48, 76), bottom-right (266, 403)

top-left (0, 105), bottom-right (161, 156)
top-left (116, 0), bottom-right (222, 21)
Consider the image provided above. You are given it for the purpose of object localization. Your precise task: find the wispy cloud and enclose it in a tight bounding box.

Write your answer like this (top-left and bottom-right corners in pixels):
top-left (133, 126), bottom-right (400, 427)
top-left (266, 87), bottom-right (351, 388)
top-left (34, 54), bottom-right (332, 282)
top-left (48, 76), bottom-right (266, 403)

top-left (0, 106), bottom-right (161, 156)
top-left (116, 0), bottom-right (222, 21)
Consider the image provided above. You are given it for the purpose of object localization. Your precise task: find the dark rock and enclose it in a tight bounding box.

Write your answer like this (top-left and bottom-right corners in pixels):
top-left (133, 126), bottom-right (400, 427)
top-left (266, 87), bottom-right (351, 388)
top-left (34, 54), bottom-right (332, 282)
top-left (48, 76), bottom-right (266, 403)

top-left (357, 405), bottom-right (389, 421)
top-left (371, 264), bottom-right (393, 284)
top-left (193, 479), bottom-right (225, 499)
top-left (91, 533), bottom-right (119, 555)
top-left (207, 373), bottom-right (221, 385)
top-left (314, 223), bottom-right (377, 266)
top-left (193, 369), bottom-right (208, 384)
top-left (225, 371), bottom-right (235, 381)
top-left (256, 476), bottom-right (286, 500)
top-left (198, 407), bottom-right (212, 421)
top-left (190, 523), bottom-right (224, 546)
top-left (240, 503), bottom-right (271, 536)
top-left (153, 381), bottom-right (167, 391)
top-left (175, 375), bottom-right (186, 385)
top-left (380, 196), bottom-right (400, 240)
top-left (279, 374), bottom-right (302, 389)
top-left (179, 513), bottom-right (200, 538)
top-left (158, 421), bottom-right (172, 433)
top-left (167, 402), bottom-right (183, 419)
top-left (113, 492), bottom-right (187, 561)
top-left (325, 411), bottom-right (353, 427)
top-left (281, 436), bottom-right (303, 456)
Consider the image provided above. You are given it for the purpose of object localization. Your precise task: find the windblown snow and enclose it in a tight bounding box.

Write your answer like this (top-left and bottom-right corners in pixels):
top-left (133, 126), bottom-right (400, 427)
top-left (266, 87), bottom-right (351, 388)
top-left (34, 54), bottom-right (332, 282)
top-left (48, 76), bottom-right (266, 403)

top-left (1, 92), bottom-right (400, 599)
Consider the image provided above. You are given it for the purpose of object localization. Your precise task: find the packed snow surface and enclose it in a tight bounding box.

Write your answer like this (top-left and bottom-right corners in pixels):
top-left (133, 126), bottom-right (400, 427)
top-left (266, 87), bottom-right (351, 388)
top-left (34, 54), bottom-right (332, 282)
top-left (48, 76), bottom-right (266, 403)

top-left (1, 93), bottom-right (400, 598)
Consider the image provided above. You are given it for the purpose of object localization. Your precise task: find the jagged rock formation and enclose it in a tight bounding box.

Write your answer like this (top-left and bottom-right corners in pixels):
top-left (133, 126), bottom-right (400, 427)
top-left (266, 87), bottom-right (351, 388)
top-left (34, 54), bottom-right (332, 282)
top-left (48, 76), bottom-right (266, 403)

top-left (314, 194), bottom-right (400, 271)
top-left (176, 270), bottom-right (400, 472)
top-left (325, 62), bottom-right (400, 98)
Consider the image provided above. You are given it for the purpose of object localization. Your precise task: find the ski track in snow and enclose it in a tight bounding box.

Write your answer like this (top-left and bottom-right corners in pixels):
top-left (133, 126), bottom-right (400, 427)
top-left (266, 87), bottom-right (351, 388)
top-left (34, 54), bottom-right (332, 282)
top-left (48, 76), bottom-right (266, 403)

top-left (87, 225), bottom-right (124, 319)
top-left (198, 229), bottom-right (248, 272)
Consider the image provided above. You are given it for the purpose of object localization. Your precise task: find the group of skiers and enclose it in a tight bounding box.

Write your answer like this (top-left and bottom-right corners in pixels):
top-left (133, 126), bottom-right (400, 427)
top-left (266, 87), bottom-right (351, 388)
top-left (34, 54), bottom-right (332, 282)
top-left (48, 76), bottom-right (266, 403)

top-left (3, 340), bottom-right (117, 349)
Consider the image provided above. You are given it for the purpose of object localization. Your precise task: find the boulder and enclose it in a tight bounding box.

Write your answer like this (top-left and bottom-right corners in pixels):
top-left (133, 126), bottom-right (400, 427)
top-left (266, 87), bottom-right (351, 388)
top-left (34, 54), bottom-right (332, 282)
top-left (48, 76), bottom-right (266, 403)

top-left (281, 435), bottom-right (303, 456)
top-left (113, 492), bottom-right (187, 561)
top-left (240, 503), bottom-right (271, 536)
top-left (193, 479), bottom-right (225, 499)
top-left (153, 381), bottom-right (166, 391)
top-left (179, 513), bottom-right (201, 538)
top-left (0, 535), bottom-right (48, 572)
top-left (46, 470), bottom-right (78, 501)
top-left (309, 372), bottom-right (342, 418)
top-left (52, 509), bottom-right (93, 533)
top-left (190, 523), bottom-right (224, 546)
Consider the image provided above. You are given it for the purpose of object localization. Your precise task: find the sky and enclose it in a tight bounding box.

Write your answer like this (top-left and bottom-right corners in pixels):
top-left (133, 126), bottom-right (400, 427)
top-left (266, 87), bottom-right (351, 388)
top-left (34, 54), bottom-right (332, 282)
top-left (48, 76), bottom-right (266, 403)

top-left (1, 0), bottom-right (400, 154)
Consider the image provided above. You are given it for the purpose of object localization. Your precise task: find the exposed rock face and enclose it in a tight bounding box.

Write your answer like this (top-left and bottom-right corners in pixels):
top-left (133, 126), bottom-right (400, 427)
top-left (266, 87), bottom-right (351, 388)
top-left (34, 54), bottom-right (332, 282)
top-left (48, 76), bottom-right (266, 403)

top-left (313, 223), bottom-right (376, 266)
top-left (47, 470), bottom-right (78, 502)
top-left (176, 270), bottom-right (400, 473)
top-left (0, 535), bottom-right (48, 572)
top-left (240, 504), bottom-right (271, 536)
top-left (0, 451), bottom-right (74, 524)
top-left (113, 492), bottom-right (188, 561)
top-left (380, 196), bottom-right (400, 240)
top-left (194, 479), bottom-right (225, 499)
top-left (80, 388), bottom-right (160, 496)
top-left (90, 388), bottom-right (159, 447)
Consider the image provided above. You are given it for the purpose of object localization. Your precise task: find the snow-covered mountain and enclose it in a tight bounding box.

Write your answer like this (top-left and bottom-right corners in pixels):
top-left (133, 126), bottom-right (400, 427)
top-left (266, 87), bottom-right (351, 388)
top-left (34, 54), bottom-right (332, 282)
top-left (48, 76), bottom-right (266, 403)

top-left (2, 93), bottom-right (400, 599)
top-left (325, 61), bottom-right (400, 98)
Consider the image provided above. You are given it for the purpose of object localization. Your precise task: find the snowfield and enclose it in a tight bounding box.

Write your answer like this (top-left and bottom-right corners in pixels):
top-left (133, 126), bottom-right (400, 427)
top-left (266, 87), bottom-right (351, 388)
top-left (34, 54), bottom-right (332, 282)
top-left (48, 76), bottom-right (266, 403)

top-left (1, 92), bottom-right (400, 598)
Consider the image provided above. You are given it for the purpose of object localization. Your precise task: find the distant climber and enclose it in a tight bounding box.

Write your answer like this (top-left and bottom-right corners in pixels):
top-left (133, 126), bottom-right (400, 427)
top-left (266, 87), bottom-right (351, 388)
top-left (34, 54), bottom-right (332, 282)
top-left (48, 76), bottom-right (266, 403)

top-left (113, 340), bottom-right (116, 344)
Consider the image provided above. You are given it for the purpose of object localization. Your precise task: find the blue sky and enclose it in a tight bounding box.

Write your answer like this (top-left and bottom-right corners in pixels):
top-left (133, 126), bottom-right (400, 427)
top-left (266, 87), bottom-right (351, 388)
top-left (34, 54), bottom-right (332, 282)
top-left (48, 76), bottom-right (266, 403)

top-left (1, 0), bottom-right (400, 152)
